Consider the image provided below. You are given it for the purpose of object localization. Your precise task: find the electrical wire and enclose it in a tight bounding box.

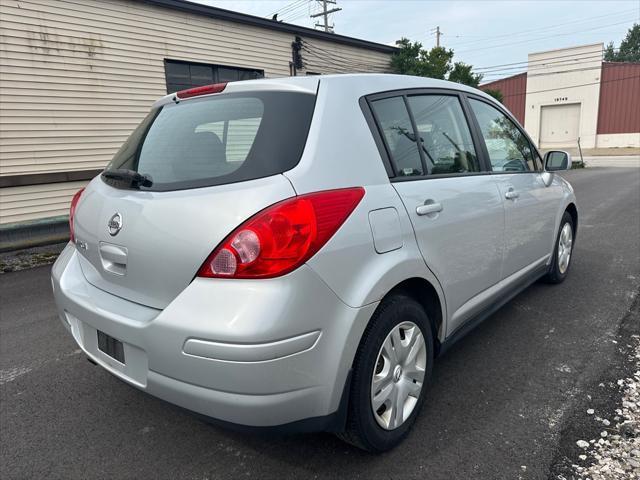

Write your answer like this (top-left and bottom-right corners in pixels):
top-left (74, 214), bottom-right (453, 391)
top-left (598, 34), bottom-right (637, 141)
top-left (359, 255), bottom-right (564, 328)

top-left (480, 56), bottom-right (607, 79)
top-left (301, 40), bottom-right (390, 67)
top-left (457, 20), bottom-right (635, 54)
top-left (268, 0), bottom-right (307, 19)
top-left (499, 74), bottom-right (640, 99)
top-left (473, 49), bottom-right (614, 72)
top-left (401, 8), bottom-right (636, 47)
top-left (446, 8), bottom-right (638, 47)
top-left (279, 2), bottom-right (313, 22)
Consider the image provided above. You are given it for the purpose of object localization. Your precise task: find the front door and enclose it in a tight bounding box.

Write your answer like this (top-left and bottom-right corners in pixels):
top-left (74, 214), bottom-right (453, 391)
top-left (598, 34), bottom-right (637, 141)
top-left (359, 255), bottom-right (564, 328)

top-left (468, 97), bottom-right (562, 278)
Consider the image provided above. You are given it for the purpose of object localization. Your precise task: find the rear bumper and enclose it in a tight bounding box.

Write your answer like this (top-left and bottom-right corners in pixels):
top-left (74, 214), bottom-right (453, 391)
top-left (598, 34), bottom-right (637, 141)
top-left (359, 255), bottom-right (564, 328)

top-left (52, 244), bottom-right (377, 428)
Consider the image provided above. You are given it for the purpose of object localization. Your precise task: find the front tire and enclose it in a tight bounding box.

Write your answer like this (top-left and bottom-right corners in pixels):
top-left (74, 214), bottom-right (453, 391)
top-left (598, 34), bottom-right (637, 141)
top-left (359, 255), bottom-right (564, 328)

top-left (337, 294), bottom-right (434, 452)
top-left (544, 211), bottom-right (574, 284)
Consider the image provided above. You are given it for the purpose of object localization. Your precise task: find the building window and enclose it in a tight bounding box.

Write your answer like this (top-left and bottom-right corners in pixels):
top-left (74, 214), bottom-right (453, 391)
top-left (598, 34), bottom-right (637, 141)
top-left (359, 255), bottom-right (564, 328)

top-left (164, 60), bottom-right (264, 93)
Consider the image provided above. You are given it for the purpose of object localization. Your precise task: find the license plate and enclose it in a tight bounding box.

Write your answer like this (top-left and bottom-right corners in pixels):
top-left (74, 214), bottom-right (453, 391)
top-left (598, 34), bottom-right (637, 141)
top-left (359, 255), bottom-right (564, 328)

top-left (97, 330), bottom-right (125, 364)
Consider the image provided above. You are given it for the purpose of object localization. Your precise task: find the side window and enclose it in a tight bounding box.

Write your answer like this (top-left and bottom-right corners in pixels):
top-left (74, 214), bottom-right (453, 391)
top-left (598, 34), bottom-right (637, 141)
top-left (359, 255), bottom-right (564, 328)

top-left (406, 95), bottom-right (480, 174)
top-left (469, 99), bottom-right (537, 172)
top-left (370, 97), bottom-right (424, 177)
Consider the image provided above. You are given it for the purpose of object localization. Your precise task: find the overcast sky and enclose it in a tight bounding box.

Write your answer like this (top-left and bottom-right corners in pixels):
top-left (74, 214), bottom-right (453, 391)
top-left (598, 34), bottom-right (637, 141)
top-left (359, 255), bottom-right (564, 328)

top-left (193, 0), bottom-right (639, 81)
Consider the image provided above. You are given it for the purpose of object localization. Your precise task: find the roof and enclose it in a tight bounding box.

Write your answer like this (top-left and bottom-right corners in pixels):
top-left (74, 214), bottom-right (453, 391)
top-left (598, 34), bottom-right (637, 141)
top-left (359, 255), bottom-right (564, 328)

top-left (154, 74), bottom-right (494, 108)
top-left (139, 0), bottom-right (398, 54)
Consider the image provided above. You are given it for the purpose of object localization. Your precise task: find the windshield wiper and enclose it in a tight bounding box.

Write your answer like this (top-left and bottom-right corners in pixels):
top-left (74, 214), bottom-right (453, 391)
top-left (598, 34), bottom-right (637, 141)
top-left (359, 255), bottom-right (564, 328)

top-left (102, 169), bottom-right (153, 188)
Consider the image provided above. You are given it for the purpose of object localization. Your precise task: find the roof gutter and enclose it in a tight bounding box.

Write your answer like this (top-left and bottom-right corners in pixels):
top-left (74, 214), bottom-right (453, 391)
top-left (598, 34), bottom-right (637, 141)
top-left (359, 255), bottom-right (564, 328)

top-left (138, 0), bottom-right (398, 54)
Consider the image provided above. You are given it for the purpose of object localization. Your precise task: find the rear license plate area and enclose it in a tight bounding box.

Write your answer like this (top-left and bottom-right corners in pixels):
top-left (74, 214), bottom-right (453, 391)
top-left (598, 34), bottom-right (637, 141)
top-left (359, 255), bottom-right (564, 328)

top-left (97, 330), bottom-right (125, 364)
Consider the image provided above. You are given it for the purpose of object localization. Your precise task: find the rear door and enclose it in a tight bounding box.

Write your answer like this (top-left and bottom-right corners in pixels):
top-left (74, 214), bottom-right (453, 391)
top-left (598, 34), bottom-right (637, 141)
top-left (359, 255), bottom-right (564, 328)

top-left (467, 96), bottom-right (562, 278)
top-left (73, 88), bottom-right (316, 309)
top-left (367, 91), bottom-right (505, 335)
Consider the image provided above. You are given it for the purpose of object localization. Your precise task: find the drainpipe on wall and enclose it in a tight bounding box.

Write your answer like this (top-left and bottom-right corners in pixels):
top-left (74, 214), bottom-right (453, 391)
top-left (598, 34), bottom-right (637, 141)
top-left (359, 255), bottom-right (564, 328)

top-left (291, 36), bottom-right (304, 76)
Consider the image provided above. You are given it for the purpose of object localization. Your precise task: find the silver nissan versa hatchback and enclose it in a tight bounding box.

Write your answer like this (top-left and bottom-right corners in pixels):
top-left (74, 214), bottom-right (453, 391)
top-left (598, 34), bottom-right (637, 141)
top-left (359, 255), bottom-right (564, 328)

top-left (52, 74), bottom-right (577, 452)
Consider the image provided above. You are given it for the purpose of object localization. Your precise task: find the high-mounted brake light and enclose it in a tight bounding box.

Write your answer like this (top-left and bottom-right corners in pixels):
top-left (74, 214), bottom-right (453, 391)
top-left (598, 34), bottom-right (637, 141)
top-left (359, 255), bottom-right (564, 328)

top-left (176, 82), bottom-right (227, 99)
top-left (69, 188), bottom-right (85, 243)
top-left (197, 187), bottom-right (365, 279)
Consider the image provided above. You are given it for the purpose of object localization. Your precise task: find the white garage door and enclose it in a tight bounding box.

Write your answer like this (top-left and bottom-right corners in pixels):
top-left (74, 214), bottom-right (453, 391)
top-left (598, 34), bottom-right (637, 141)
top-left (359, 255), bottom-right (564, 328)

top-left (539, 103), bottom-right (581, 149)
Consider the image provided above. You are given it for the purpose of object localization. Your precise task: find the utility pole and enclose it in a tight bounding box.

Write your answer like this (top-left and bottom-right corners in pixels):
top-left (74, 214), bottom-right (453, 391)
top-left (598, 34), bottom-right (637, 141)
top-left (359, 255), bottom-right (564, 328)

top-left (435, 26), bottom-right (441, 47)
top-left (310, 0), bottom-right (341, 32)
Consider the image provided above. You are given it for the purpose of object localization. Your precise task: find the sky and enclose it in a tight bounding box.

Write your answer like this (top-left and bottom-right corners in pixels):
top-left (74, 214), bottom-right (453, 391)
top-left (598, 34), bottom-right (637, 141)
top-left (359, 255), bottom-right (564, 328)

top-left (192, 0), bottom-right (639, 81)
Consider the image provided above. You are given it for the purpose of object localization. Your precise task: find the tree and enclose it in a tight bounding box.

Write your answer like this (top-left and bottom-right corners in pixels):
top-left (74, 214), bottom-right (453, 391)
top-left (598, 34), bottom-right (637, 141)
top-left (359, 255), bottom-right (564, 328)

top-left (391, 38), bottom-right (454, 79)
top-left (604, 23), bottom-right (640, 62)
top-left (448, 62), bottom-right (483, 87)
top-left (421, 45), bottom-right (454, 79)
top-left (390, 38), bottom-right (424, 76)
top-left (391, 38), bottom-right (483, 87)
top-left (484, 89), bottom-right (504, 103)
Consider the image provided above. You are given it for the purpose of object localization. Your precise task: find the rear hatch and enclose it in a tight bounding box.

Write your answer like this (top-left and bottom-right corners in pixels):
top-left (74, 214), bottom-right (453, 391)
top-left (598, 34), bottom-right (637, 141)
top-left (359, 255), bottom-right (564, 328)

top-left (73, 86), bottom-right (317, 309)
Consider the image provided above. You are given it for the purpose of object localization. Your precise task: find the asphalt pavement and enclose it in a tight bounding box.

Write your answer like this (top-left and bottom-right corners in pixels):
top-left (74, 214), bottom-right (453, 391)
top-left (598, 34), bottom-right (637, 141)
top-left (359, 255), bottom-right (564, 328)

top-left (1, 167), bottom-right (639, 480)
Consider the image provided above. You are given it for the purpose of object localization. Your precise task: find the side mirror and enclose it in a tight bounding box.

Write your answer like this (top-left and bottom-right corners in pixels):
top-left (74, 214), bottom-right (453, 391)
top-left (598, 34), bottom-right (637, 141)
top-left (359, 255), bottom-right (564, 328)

top-left (544, 150), bottom-right (571, 172)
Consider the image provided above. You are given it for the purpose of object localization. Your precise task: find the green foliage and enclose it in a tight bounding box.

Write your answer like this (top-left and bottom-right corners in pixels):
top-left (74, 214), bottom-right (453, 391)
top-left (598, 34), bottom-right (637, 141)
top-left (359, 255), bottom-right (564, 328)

top-left (604, 23), bottom-right (640, 62)
top-left (390, 38), bottom-right (424, 76)
top-left (421, 46), bottom-right (454, 79)
top-left (484, 89), bottom-right (504, 103)
top-left (448, 62), bottom-right (483, 87)
top-left (391, 38), bottom-right (483, 88)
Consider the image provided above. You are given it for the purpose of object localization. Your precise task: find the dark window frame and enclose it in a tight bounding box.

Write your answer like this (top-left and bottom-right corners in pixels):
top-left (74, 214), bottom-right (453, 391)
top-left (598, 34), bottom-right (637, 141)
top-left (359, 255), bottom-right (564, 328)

top-left (463, 93), bottom-right (544, 174)
top-left (102, 90), bottom-right (317, 192)
top-left (164, 59), bottom-right (264, 94)
top-left (360, 88), bottom-right (493, 182)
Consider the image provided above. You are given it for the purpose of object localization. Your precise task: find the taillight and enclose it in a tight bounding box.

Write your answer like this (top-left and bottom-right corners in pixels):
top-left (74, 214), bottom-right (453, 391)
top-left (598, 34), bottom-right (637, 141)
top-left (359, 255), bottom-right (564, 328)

top-left (197, 187), bottom-right (365, 279)
top-left (176, 82), bottom-right (227, 99)
top-left (69, 188), bottom-right (85, 243)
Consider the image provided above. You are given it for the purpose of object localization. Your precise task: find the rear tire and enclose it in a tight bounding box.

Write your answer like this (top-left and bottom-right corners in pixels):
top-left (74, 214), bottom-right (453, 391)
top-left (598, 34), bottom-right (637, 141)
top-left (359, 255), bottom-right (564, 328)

top-left (544, 211), bottom-right (574, 284)
top-left (337, 293), bottom-right (434, 452)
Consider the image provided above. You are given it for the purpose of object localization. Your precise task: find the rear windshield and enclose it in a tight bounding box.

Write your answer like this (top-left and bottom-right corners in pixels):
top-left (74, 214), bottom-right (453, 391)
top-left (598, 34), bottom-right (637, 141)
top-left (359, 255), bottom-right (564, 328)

top-left (103, 91), bottom-right (316, 191)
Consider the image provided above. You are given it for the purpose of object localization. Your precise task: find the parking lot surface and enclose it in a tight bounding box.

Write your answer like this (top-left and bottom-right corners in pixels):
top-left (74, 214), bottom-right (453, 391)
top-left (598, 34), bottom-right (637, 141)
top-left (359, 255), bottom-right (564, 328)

top-left (1, 166), bottom-right (639, 479)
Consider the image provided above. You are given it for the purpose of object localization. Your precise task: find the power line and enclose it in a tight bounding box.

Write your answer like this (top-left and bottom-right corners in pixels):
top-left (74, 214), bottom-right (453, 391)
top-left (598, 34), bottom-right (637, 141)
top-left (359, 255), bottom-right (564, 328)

top-left (301, 40), bottom-right (389, 66)
top-left (457, 19), bottom-right (635, 54)
top-left (300, 41), bottom-right (391, 71)
top-left (482, 65), bottom-right (604, 83)
top-left (279, 3), bottom-right (311, 22)
top-left (268, 0), bottom-right (307, 19)
top-left (458, 20), bottom-right (634, 54)
top-left (401, 8), bottom-right (636, 47)
top-left (499, 74), bottom-right (640, 99)
top-left (301, 48), bottom-right (390, 72)
top-left (447, 8), bottom-right (637, 47)
top-left (474, 49), bottom-right (611, 72)
top-left (479, 54), bottom-right (606, 77)
top-left (300, 44), bottom-right (391, 72)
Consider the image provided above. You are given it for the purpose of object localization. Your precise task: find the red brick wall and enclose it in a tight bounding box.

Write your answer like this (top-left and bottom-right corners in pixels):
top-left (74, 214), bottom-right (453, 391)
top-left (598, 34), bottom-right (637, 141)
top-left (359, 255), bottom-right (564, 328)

top-left (480, 73), bottom-right (527, 125)
top-left (597, 62), bottom-right (640, 134)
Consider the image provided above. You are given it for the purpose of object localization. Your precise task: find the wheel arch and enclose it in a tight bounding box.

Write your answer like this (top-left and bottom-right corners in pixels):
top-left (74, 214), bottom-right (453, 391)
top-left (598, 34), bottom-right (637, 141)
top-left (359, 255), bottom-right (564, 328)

top-left (380, 277), bottom-right (445, 355)
top-left (565, 202), bottom-right (578, 239)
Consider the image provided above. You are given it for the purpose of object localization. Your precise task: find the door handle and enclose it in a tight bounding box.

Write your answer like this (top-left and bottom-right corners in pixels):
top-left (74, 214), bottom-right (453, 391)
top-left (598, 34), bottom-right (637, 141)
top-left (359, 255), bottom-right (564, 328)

top-left (505, 189), bottom-right (519, 200)
top-left (416, 201), bottom-right (443, 216)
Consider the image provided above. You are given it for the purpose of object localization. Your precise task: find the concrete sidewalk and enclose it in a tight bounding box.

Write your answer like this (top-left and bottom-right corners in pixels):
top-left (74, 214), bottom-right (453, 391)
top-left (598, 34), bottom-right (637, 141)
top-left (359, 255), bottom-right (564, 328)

top-left (582, 155), bottom-right (640, 168)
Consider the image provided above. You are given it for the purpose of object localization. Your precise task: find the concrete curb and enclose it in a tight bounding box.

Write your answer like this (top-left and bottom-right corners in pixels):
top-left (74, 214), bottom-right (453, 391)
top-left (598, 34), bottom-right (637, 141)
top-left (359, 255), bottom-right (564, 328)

top-left (0, 216), bottom-right (70, 252)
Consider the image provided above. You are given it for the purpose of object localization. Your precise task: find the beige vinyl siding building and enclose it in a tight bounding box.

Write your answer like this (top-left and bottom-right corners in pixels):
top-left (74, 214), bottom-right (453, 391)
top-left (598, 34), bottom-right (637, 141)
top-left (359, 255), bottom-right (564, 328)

top-left (0, 0), bottom-right (394, 231)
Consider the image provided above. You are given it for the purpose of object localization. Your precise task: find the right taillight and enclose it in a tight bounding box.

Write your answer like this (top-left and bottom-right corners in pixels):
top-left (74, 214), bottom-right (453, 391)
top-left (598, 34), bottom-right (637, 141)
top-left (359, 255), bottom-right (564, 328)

top-left (197, 187), bottom-right (365, 279)
top-left (69, 188), bottom-right (85, 243)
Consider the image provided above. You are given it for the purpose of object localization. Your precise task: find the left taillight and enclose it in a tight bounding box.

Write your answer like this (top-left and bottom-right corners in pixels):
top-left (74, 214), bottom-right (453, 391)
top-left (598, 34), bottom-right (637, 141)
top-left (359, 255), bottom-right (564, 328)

top-left (69, 188), bottom-right (85, 243)
top-left (197, 187), bottom-right (365, 279)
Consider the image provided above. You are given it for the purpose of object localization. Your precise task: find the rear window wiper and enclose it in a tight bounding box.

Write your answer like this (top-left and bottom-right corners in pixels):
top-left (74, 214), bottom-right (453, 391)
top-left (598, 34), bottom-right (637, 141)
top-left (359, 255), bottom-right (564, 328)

top-left (102, 169), bottom-right (153, 188)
